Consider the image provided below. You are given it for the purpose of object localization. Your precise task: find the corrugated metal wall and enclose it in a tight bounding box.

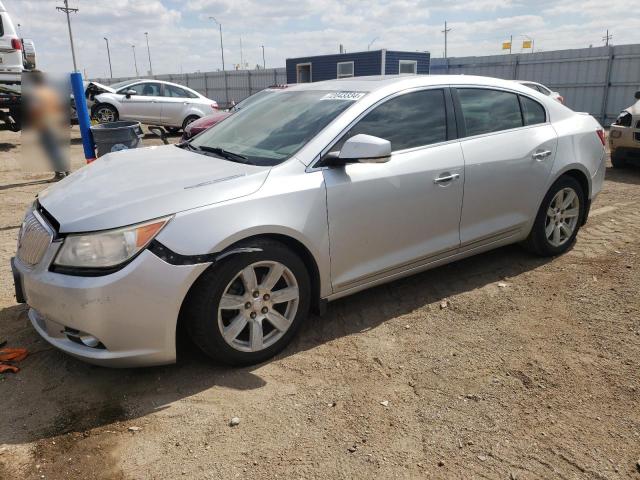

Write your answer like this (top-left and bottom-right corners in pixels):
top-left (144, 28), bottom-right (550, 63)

top-left (91, 68), bottom-right (287, 107)
top-left (430, 44), bottom-right (640, 125)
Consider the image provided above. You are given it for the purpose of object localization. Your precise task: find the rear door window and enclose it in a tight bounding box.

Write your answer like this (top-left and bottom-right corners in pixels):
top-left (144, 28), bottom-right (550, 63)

top-left (457, 88), bottom-right (523, 136)
top-left (164, 84), bottom-right (197, 98)
top-left (520, 96), bottom-right (546, 125)
top-left (343, 89), bottom-right (448, 151)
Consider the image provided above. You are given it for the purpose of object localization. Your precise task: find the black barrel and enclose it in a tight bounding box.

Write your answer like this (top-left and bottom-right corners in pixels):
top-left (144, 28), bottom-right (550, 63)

top-left (90, 121), bottom-right (144, 157)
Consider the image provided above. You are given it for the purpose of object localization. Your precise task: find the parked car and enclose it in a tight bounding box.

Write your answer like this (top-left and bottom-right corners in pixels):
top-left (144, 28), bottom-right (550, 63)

top-left (91, 79), bottom-right (219, 131)
top-left (181, 86), bottom-right (288, 140)
top-left (22, 38), bottom-right (36, 70)
top-left (515, 80), bottom-right (564, 104)
top-left (609, 91), bottom-right (640, 168)
top-left (12, 75), bottom-right (606, 368)
top-left (0, 1), bottom-right (25, 84)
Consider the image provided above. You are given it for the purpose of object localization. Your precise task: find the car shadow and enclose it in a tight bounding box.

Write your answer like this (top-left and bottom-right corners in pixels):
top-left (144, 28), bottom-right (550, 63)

top-left (282, 243), bottom-right (552, 360)
top-left (0, 243), bottom-right (551, 445)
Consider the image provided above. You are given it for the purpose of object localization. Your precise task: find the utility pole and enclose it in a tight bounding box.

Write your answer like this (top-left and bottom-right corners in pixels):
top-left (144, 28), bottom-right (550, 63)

top-left (209, 17), bottom-right (225, 71)
top-left (509, 34), bottom-right (513, 54)
top-left (144, 32), bottom-right (153, 76)
top-left (602, 29), bottom-right (612, 46)
top-left (132, 44), bottom-right (139, 77)
top-left (56, 0), bottom-right (79, 72)
top-left (103, 37), bottom-right (113, 78)
top-left (442, 21), bottom-right (452, 58)
top-left (261, 45), bottom-right (265, 69)
top-left (239, 35), bottom-right (244, 69)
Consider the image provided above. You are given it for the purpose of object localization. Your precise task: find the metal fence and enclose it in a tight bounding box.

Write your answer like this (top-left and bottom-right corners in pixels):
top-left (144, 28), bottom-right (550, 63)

top-left (430, 44), bottom-right (640, 125)
top-left (91, 68), bottom-right (287, 107)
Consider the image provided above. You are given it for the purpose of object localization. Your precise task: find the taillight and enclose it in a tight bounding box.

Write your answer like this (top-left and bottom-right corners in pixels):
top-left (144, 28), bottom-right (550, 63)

top-left (557, 96), bottom-right (564, 104)
top-left (596, 129), bottom-right (605, 146)
top-left (11, 38), bottom-right (22, 51)
top-left (211, 103), bottom-right (218, 110)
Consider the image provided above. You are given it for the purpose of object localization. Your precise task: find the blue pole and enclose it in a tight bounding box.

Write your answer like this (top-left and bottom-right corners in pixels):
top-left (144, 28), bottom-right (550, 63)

top-left (70, 72), bottom-right (95, 162)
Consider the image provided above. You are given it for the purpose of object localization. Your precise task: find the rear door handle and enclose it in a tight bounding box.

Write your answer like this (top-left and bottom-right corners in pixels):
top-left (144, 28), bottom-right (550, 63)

top-left (532, 150), bottom-right (552, 161)
top-left (433, 173), bottom-right (460, 184)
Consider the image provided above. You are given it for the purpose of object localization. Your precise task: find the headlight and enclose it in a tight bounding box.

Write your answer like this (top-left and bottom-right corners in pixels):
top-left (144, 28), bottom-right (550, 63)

top-left (54, 216), bottom-right (172, 269)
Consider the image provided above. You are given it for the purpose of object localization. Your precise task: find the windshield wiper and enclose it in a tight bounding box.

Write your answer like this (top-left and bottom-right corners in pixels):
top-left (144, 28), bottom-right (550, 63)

top-left (197, 146), bottom-right (249, 163)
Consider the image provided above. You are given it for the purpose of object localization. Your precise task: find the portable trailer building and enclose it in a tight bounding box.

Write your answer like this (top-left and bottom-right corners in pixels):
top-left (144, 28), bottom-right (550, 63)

top-left (286, 49), bottom-right (430, 84)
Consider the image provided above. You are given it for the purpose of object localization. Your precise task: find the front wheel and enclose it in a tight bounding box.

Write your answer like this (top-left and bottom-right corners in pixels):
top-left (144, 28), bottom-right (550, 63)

top-left (93, 104), bottom-right (118, 123)
top-left (523, 176), bottom-right (585, 257)
top-left (185, 239), bottom-right (310, 366)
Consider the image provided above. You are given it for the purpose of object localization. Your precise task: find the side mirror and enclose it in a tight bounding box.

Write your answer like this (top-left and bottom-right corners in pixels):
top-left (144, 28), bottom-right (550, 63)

top-left (635, 91), bottom-right (640, 100)
top-left (124, 89), bottom-right (136, 99)
top-left (338, 134), bottom-right (391, 164)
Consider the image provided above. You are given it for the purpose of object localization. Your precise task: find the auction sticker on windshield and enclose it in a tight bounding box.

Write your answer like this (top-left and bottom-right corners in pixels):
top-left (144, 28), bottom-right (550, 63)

top-left (321, 92), bottom-right (366, 101)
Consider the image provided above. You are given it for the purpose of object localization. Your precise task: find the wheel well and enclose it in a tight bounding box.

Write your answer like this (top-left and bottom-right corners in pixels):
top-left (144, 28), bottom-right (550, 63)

top-left (177, 233), bottom-right (323, 338)
top-left (182, 115), bottom-right (200, 128)
top-left (560, 169), bottom-right (590, 225)
top-left (91, 102), bottom-right (117, 117)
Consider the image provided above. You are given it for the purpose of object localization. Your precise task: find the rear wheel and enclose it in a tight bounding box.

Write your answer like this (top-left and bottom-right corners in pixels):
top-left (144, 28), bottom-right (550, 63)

top-left (182, 115), bottom-right (199, 130)
top-left (185, 239), bottom-right (310, 366)
top-left (94, 104), bottom-right (118, 123)
top-left (523, 176), bottom-right (584, 257)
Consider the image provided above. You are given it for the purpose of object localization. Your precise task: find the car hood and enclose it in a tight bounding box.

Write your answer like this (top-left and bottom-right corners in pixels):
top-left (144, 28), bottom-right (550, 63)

top-left (38, 145), bottom-right (270, 233)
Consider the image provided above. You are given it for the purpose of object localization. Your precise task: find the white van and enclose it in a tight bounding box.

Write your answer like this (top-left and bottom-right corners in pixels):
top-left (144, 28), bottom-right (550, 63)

top-left (0, 1), bottom-right (24, 84)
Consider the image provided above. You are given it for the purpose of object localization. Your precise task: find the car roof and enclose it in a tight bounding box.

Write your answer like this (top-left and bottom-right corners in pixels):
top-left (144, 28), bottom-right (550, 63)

top-left (127, 78), bottom-right (200, 91)
top-left (287, 75), bottom-right (539, 94)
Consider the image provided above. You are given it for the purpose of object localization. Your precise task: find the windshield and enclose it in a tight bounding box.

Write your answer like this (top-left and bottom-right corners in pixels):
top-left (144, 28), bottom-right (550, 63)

top-left (190, 90), bottom-right (362, 166)
top-left (232, 89), bottom-right (278, 111)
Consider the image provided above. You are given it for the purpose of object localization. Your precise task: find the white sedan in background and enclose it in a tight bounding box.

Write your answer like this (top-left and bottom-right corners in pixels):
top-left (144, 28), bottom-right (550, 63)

top-left (516, 80), bottom-right (564, 104)
top-left (91, 79), bottom-right (219, 132)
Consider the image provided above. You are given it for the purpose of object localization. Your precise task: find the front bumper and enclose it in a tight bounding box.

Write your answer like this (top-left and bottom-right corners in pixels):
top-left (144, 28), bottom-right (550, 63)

top-left (14, 246), bottom-right (209, 368)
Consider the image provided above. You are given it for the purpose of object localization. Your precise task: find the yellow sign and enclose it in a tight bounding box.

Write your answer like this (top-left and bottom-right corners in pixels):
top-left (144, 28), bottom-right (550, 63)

top-left (523, 40), bottom-right (532, 49)
top-left (502, 41), bottom-right (512, 50)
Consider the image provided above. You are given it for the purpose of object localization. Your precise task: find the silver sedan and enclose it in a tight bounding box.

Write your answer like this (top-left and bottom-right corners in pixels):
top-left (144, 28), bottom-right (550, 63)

top-left (91, 79), bottom-right (219, 131)
top-left (13, 75), bottom-right (606, 367)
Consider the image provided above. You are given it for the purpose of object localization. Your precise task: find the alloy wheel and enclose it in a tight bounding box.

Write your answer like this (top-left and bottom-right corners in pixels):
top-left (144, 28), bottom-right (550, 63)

top-left (217, 261), bottom-right (299, 352)
top-left (96, 107), bottom-right (115, 123)
top-left (545, 187), bottom-right (580, 247)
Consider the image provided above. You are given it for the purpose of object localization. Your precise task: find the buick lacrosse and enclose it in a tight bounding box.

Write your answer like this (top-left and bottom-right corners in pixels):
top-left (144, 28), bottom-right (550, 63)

top-left (12, 75), bottom-right (606, 367)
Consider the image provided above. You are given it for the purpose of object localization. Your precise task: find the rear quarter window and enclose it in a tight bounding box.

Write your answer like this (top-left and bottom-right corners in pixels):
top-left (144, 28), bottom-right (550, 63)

top-left (520, 96), bottom-right (546, 125)
top-left (0, 17), bottom-right (4, 37)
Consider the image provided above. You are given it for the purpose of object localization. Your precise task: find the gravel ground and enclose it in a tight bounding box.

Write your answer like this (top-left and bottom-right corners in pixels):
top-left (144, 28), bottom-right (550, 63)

top-left (0, 128), bottom-right (639, 479)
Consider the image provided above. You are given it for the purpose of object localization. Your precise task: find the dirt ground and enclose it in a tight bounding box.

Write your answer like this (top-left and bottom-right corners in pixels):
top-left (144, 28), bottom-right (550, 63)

top-left (0, 127), bottom-right (639, 479)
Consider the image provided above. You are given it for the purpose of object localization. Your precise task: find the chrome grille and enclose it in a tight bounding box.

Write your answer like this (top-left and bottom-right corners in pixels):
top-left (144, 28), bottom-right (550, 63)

top-left (16, 211), bottom-right (53, 266)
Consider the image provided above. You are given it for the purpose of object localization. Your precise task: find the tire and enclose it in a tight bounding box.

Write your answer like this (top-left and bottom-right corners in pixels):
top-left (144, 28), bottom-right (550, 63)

top-left (611, 152), bottom-right (627, 168)
top-left (184, 239), bottom-right (311, 366)
top-left (165, 126), bottom-right (181, 134)
top-left (93, 104), bottom-right (118, 124)
top-left (523, 175), bottom-right (585, 257)
top-left (182, 115), bottom-right (199, 130)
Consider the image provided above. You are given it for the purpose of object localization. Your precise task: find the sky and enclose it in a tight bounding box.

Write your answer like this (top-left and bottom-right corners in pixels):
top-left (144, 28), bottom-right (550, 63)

top-left (7, 0), bottom-right (638, 79)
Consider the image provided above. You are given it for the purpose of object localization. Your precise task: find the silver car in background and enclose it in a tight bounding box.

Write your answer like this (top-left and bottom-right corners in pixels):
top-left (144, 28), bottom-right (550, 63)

top-left (91, 79), bottom-right (219, 131)
top-left (12, 75), bottom-right (606, 368)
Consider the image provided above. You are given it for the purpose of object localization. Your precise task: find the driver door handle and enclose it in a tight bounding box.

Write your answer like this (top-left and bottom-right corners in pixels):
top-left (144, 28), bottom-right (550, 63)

top-left (532, 149), bottom-right (552, 161)
top-left (433, 173), bottom-right (460, 184)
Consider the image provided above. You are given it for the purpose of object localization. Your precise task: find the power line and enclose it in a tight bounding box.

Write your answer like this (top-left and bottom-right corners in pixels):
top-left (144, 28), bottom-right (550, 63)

top-left (56, 0), bottom-right (79, 72)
